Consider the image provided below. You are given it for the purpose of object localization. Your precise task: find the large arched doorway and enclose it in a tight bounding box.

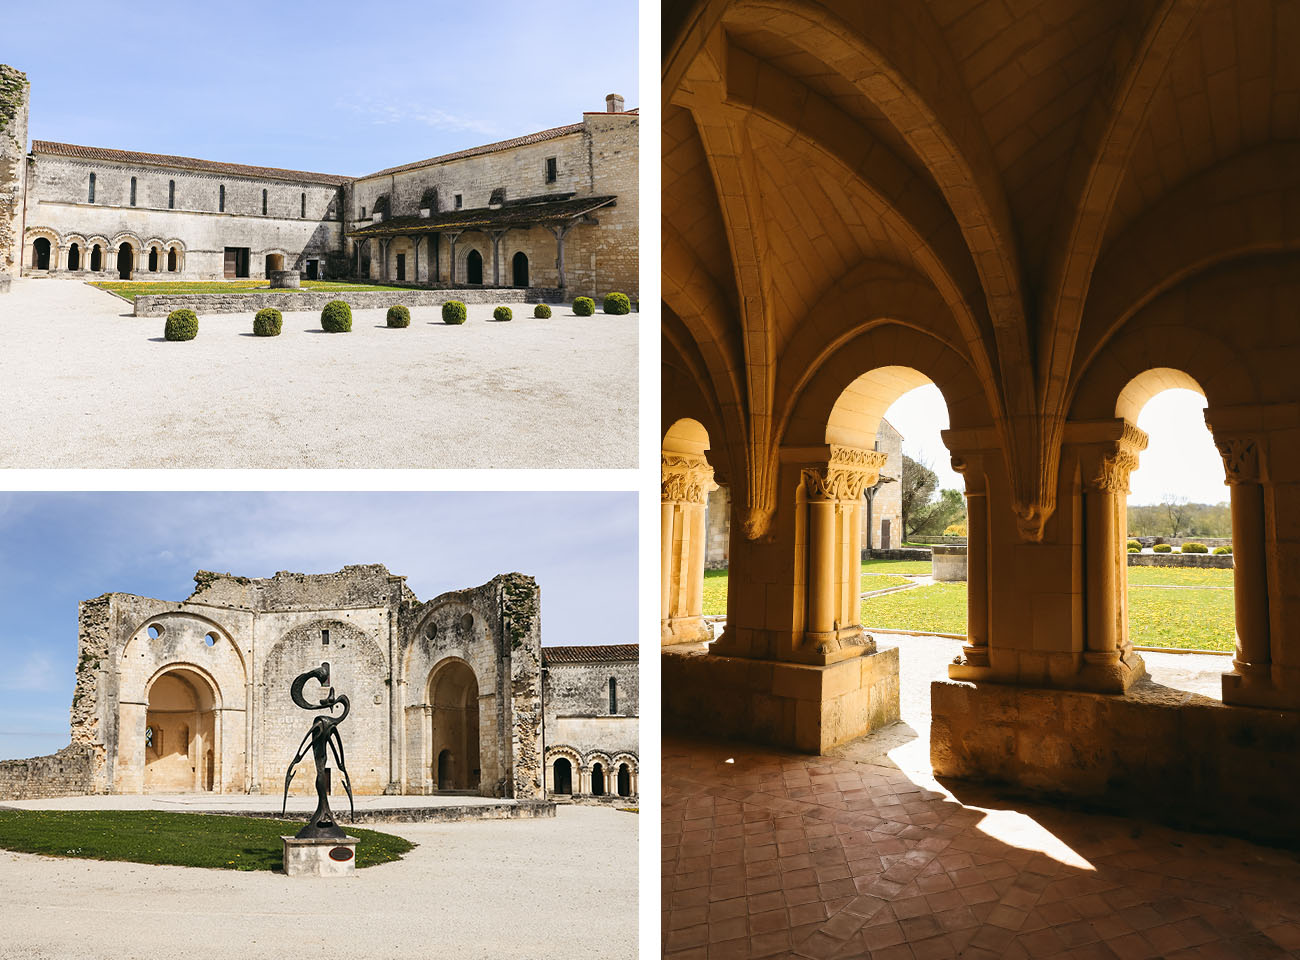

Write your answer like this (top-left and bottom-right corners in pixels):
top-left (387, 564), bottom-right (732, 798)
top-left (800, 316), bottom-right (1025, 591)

top-left (466, 249), bottom-right (483, 285)
top-left (429, 659), bottom-right (480, 792)
top-left (553, 757), bottom-right (572, 795)
top-left (117, 243), bottom-right (133, 280)
top-left (512, 251), bottom-right (528, 287)
top-left (32, 237), bottom-right (50, 271)
top-left (144, 668), bottom-right (217, 792)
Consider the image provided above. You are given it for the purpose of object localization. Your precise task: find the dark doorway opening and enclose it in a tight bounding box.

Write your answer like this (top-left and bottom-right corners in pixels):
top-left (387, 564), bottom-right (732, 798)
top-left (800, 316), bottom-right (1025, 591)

top-left (396, 253), bottom-right (406, 282)
top-left (67, 243), bottom-right (80, 271)
top-left (437, 749), bottom-right (454, 790)
top-left (167, 248), bottom-right (177, 272)
top-left (553, 758), bottom-right (572, 795)
top-left (880, 518), bottom-right (892, 550)
top-left (512, 251), bottom-right (528, 287)
top-left (306, 260), bottom-right (319, 281)
top-left (32, 238), bottom-right (50, 271)
top-left (148, 248), bottom-right (158, 272)
top-left (90, 245), bottom-right (102, 272)
top-left (466, 249), bottom-right (483, 285)
top-left (591, 763), bottom-right (605, 796)
top-left (224, 247), bottom-right (250, 279)
top-left (617, 763), bottom-right (631, 797)
top-left (117, 243), bottom-right (133, 280)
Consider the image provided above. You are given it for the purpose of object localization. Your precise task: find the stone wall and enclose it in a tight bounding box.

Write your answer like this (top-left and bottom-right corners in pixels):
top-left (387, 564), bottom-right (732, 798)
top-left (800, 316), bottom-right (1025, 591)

top-left (866, 419), bottom-right (903, 549)
top-left (663, 645), bottom-right (900, 754)
top-left (131, 287), bottom-right (539, 317)
top-left (23, 152), bottom-right (343, 280)
top-left (1127, 552), bottom-right (1234, 568)
top-left (868, 547), bottom-right (933, 561)
top-left (0, 745), bottom-right (94, 800)
top-left (704, 485), bottom-right (730, 569)
top-left (0, 65), bottom-right (28, 280)
top-left (931, 679), bottom-right (1300, 846)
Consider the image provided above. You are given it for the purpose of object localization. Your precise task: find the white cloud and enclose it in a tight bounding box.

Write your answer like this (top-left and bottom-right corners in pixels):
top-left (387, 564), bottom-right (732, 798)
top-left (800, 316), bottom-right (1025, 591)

top-left (333, 96), bottom-right (500, 139)
top-left (0, 651), bottom-right (58, 692)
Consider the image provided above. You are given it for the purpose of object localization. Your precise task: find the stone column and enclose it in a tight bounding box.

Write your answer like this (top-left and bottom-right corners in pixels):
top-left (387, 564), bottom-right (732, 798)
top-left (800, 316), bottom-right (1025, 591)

top-left (412, 235), bottom-right (420, 284)
top-left (489, 230), bottom-right (507, 286)
top-left (446, 231), bottom-right (462, 286)
top-left (662, 451), bottom-right (718, 645)
top-left (950, 453), bottom-right (989, 667)
top-left (1214, 434), bottom-right (1272, 698)
top-left (798, 445), bottom-right (886, 662)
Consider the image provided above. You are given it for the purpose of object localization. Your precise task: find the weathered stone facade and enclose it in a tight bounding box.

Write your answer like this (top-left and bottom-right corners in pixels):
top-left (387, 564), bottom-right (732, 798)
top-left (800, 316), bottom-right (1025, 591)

top-left (24, 566), bottom-right (549, 800)
top-left (542, 645), bottom-right (639, 801)
top-left (2, 65), bottom-right (636, 300)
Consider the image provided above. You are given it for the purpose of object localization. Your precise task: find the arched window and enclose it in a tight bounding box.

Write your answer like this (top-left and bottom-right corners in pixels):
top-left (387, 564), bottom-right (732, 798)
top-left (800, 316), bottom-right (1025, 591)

top-left (167, 248), bottom-right (177, 272)
top-left (301, 193), bottom-right (306, 218)
top-left (262, 189), bottom-right (267, 215)
top-left (88, 172), bottom-right (95, 203)
top-left (609, 677), bottom-right (617, 714)
top-left (130, 177), bottom-right (137, 207)
top-left (219, 184), bottom-right (225, 212)
top-left (168, 180), bottom-right (175, 209)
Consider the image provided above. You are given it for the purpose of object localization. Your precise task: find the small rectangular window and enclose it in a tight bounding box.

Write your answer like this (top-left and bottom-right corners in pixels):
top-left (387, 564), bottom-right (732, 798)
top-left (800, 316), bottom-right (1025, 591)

top-left (609, 677), bottom-right (618, 714)
top-left (168, 180), bottom-right (175, 209)
top-left (455, 194), bottom-right (462, 209)
top-left (262, 189), bottom-right (268, 215)
top-left (88, 172), bottom-right (95, 203)
top-left (322, 629), bottom-right (330, 646)
top-left (130, 177), bottom-right (137, 207)
top-left (545, 157), bottom-right (557, 183)
top-left (219, 184), bottom-right (225, 212)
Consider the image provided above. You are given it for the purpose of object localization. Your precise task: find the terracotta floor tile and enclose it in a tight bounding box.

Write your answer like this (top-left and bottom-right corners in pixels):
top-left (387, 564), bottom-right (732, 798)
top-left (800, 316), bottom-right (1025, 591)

top-left (788, 900), bottom-right (828, 926)
top-left (748, 930), bottom-right (792, 958)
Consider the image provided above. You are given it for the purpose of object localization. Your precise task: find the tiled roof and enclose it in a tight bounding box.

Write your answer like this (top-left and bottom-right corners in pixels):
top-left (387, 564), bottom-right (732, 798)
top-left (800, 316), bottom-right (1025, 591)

top-left (345, 195), bottom-right (616, 237)
top-left (29, 141), bottom-right (351, 186)
top-left (542, 644), bottom-right (639, 664)
top-left (358, 123), bottom-right (585, 180)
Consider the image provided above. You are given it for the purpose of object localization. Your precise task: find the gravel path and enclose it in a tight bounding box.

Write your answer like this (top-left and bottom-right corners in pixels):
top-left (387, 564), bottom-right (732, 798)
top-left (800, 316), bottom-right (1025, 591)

top-left (0, 805), bottom-right (637, 960)
top-left (0, 279), bottom-right (638, 468)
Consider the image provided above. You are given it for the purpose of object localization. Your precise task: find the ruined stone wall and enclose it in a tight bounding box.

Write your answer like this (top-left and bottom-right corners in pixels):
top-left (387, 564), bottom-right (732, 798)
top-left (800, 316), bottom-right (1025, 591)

top-left (501, 574), bottom-right (544, 801)
top-left (23, 154), bottom-right (342, 278)
top-left (0, 65), bottom-right (29, 280)
top-left (0, 745), bottom-right (93, 800)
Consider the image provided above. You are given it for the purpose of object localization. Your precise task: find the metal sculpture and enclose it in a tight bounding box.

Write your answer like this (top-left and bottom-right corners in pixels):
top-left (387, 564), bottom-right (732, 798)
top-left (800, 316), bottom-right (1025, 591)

top-left (282, 661), bottom-right (355, 839)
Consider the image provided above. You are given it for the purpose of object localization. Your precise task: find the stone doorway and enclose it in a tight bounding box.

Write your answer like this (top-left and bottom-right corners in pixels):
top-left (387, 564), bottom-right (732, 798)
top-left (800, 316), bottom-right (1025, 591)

top-left (117, 243), bottom-right (132, 280)
top-left (616, 763), bottom-right (630, 797)
top-left (144, 669), bottom-right (216, 792)
top-left (553, 757), bottom-right (572, 795)
top-left (32, 238), bottom-right (50, 271)
top-left (466, 249), bottom-right (483, 285)
top-left (67, 243), bottom-right (80, 271)
top-left (512, 251), bottom-right (528, 287)
top-left (90, 245), bottom-right (102, 272)
top-left (591, 762), bottom-right (605, 796)
top-left (429, 660), bottom-right (480, 792)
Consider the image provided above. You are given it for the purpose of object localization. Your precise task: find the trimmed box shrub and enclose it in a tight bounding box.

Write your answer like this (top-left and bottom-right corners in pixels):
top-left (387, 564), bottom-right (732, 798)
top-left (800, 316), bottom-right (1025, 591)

top-left (164, 309), bottom-right (198, 341)
top-left (534, 304), bottom-right (552, 318)
top-left (1127, 545), bottom-right (1140, 553)
top-left (253, 307), bottom-right (282, 337)
top-left (386, 305), bottom-right (411, 328)
top-left (493, 306), bottom-right (513, 322)
top-left (320, 300), bottom-right (352, 333)
top-left (442, 300), bottom-right (467, 324)
top-left (1153, 544), bottom-right (1173, 553)
top-left (1127, 540), bottom-right (1142, 551)
top-left (1213, 545), bottom-right (1233, 555)
top-left (1181, 542), bottom-right (1209, 553)
top-left (603, 291), bottom-right (631, 315)
top-left (573, 296), bottom-right (595, 316)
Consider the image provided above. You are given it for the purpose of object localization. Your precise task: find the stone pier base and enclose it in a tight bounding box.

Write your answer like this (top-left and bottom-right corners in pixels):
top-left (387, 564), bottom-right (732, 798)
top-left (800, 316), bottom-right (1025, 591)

top-left (282, 835), bottom-right (358, 877)
top-left (931, 679), bottom-right (1300, 846)
top-left (663, 645), bottom-right (900, 753)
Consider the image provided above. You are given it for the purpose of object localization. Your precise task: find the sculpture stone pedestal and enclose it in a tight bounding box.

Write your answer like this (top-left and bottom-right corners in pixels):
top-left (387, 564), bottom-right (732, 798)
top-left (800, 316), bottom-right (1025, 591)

top-left (282, 835), bottom-right (358, 877)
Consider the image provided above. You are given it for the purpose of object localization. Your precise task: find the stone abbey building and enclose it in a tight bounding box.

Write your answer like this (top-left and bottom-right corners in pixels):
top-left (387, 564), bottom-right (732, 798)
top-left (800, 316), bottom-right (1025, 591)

top-left (0, 63), bottom-right (637, 300)
top-left (0, 566), bottom-right (637, 802)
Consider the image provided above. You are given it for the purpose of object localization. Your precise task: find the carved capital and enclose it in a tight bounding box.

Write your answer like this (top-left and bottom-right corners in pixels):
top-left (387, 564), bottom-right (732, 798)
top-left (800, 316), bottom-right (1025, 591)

top-left (802, 445), bottom-right (888, 502)
top-left (1079, 422), bottom-right (1148, 495)
top-left (661, 453), bottom-right (717, 504)
top-left (1216, 437), bottom-right (1260, 484)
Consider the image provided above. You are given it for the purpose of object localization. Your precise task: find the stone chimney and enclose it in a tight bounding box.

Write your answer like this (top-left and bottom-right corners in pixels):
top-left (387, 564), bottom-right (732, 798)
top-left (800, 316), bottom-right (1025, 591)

top-left (605, 93), bottom-right (625, 113)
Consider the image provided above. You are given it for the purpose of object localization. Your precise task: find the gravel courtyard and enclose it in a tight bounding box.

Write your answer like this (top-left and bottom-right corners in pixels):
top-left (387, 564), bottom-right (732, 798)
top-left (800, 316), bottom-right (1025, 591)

top-left (0, 805), bottom-right (638, 960)
top-left (0, 279), bottom-right (638, 468)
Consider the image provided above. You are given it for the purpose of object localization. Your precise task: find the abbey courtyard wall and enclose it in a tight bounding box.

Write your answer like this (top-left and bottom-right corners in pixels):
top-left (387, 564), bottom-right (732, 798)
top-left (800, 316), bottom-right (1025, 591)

top-left (0, 65), bottom-right (28, 284)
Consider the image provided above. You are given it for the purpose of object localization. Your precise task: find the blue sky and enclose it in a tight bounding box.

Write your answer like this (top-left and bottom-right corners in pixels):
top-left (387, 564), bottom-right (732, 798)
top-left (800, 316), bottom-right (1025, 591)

top-left (0, 492), bottom-right (637, 761)
top-left (8, 0), bottom-right (639, 177)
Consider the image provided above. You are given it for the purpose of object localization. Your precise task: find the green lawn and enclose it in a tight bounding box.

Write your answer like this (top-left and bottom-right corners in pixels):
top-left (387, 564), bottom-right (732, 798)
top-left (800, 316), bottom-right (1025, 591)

top-left (90, 280), bottom-right (411, 302)
top-left (0, 810), bottom-right (413, 871)
top-left (1126, 566), bottom-right (1233, 587)
top-left (861, 582), bottom-right (968, 635)
top-left (702, 568), bottom-right (729, 616)
top-left (1128, 566), bottom-right (1234, 650)
top-left (863, 558), bottom-right (932, 576)
top-left (860, 575), bottom-right (917, 593)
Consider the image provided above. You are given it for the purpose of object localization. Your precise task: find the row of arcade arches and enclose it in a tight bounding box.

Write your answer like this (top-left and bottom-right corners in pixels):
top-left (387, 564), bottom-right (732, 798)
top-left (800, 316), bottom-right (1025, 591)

top-left (25, 228), bottom-right (184, 279)
top-left (546, 746), bottom-right (637, 799)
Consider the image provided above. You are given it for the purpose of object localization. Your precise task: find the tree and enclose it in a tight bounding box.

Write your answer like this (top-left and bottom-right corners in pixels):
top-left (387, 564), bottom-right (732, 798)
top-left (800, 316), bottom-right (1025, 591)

top-left (900, 455), bottom-right (938, 538)
top-left (910, 488), bottom-right (966, 537)
top-left (1162, 494), bottom-right (1191, 538)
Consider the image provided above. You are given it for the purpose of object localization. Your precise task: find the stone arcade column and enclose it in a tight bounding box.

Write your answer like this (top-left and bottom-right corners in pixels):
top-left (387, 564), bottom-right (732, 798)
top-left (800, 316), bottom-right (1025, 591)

top-left (549, 222), bottom-right (574, 290)
top-left (1069, 420), bottom-right (1148, 693)
top-left (446, 231), bottom-right (462, 286)
top-left (489, 230), bottom-right (507, 286)
top-left (948, 451), bottom-right (991, 672)
top-left (797, 445), bottom-right (888, 662)
top-left (661, 452), bottom-right (718, 645)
